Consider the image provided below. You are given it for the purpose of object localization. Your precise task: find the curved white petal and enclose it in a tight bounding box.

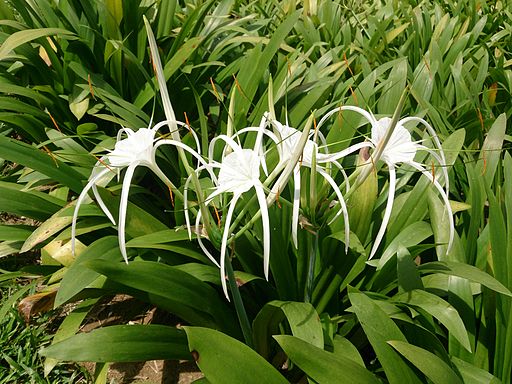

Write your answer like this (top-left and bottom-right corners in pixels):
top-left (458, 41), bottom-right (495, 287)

top-left (254, 184), bottom-right (271, 280)
top-left (195, 210), bottom-right (220, 267)
top-left (291, 166), bottom-right (301, 249)
top-left (220, 193), bottom-right (241, 301)
top-left (316, 106), bottom-right (377, 131)
top-left (118, 163), bottom-right (139, 264)
top-left (417, 145), bottom-right (449, 196)
top-left (318, 142), bottom-right (373, 163)
top-left (409, 162), bottom-right (454, 254)
top-left (369, 164), bottom-right (396, 260)
top-left (317, 168), bottom-right (350, 252)
top-left (71, 167), bottom-right (112, 256)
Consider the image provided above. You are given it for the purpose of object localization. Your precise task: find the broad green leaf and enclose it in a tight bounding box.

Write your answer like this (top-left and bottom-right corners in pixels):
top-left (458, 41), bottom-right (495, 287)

top-left (0, 28), bottom-right (75, 60)
top-left (55, 236), bottom-right (121, 307)
top-left (184, 327), bottom-right (287, 384)
top-left (0, 225), bottom-right (33, 242)
top-left (388, 341), bottom-right (463, 384)
top-left (393, 289), bottom-right (471, 351)
top-left (0, 184), bottom-right (63, 221)
top-left (377, 221), bottom-right (433, 269)
top-left (0, 135), bottom-right (84, 193)
top-left (419, 261), bottom-right (512, 297)
top-left (253, 300), bottom-right (323, 359)
top-left (349, 291), bottom-right (423, 384)
top-left (451, 356), bottom-right (501, 384)
top-left (86, 260), bottom-right (236, 331)
top-left (397, 246), bottom-right (423, 292)
top-left (275, 335), bottom-right (380, 384)
top-left (477, 113), bottom-right (506, 188)
top-left (40, 325), bottom-right (190, 362)
top-left (21, 206), bottom-right (73, 252)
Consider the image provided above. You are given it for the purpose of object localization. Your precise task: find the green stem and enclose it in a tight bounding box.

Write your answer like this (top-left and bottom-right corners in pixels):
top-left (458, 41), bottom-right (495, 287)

top-left (315, 274), bottom-right (342, 314)
top-left (225, 256), bottom-right (254, 348)
top-left (304, 231), bottom-right (319, 303)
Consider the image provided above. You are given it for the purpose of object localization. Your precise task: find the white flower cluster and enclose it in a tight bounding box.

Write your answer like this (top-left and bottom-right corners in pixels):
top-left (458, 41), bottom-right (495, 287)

top-left (71, 106), bottom-right (453, 299)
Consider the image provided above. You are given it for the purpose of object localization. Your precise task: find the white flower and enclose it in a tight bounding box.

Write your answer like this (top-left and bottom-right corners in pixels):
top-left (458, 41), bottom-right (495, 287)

top-left (319, 106), bottom-right (453, 259)
top-left (188, 131), bottom-right (274, 300)
top-left (72, 120), bottom-right (202, 264)
top-left (269, 116), bottom-right (364, 251)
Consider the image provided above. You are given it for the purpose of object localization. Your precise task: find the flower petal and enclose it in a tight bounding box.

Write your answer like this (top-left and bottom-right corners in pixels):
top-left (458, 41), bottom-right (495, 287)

top-left (71, 167), bottom-right (111, 256)
top-left (118, 163), bottom-right (139, 264)
top-left (409, 161), bottom-right (454, 253)
top-left (254, 184), bottom-right (271, 280)
top-left (317, 167), bottom-right (350, 252)
top-left (369, 164), bottom-right (396, 259)
top-left (220, 193), bottom-right (241, 301)
top-left (291, 167), bottom-right (301, 249)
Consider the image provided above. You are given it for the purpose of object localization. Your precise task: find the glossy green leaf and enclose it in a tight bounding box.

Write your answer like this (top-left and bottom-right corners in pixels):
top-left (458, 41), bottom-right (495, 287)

top-left (0, 28), bottom-right (75, 60)
top-left (253, 300), bottom-right (323, 359)
top-left (184, 327), bottom-right (287, 384)
top-left (40, 325), bottom-right (190, 362)
top-left (388, 341), bottom-right (462, 384)
top-left (419, 261), bottom-right (512, 297)
top-left (0, 135), bottom-right (84, 193)
top-left (86, 259), bottom-right (236, 330)
top-left (393, 289), bottom-right (471, 351)
top-left (275, 335), bottom-right (380, 384)
top-left (55, 236), bottom-right (121, 307)
top-left (349, 291), bottom-right (423, 384)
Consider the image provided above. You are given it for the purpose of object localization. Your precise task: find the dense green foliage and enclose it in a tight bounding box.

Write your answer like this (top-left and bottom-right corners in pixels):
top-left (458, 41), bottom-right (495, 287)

top-left (0, 0), bottom-right (511, 383)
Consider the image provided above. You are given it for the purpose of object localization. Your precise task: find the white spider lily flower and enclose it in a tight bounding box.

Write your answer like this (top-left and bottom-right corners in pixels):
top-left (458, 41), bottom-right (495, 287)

top-left (319, 106), bottom-right (452, 260)
top-left (72, 120), bottom-right (202, 264)
top-left (187, 129), bottom-right (275, 300)
top-left (269, 116), bottom-right (366, 251)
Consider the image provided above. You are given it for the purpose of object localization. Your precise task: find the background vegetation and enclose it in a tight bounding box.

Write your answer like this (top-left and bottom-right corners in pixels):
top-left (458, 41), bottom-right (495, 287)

top-left (0, 0), bottom-right (511, 382)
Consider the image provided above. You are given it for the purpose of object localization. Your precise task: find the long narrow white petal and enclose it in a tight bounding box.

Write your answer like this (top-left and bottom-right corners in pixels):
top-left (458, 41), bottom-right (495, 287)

top-left (369, 164), bottom-right (396, 259)
top-left (118, 163), bottom-right (139, 264)
top-left (71, 167), bottom-right (112, 256)
top-left (208, 134), bottom-right (245, 162)
top-left (195, 210), bottom-right (220, 267)
top-left (316, 105), bottom-right (377, 131)
top-left (291, 167), bottom-right (301, 249)
top-left (254, 184), bottom-right (271, 280)
top-left (220, 194), bottom-right (241, 301)
top-left (417, 145), bottom-right (449, 195)
top-left (409, 162), bottom-right (454, 254)
top-left (317, 168), bottom-right (350, 252)
top-left (328, 159), bottom-right (350, 193)
top-left (319, 142), bottom-right (373, 163)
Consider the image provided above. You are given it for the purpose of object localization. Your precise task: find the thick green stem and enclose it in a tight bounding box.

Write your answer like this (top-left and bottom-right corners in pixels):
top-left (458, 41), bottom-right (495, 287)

top-left (315, 274), bottom-right (342, 314)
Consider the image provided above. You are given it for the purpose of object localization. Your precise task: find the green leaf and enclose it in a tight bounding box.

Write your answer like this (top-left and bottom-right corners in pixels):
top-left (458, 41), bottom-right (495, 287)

top-left (388, 341), bottom-right (463, 384)
top-left (348, 290), bottom-right (423, 384)
top-left (419, 261), bottom-right (512, 297)
top-left (21, 206), bottom-right (73, 252)
top-left (253, 301), bottom-right (323, 359)
top-left (451, 356), bottom-right (502, 384)
top-left (0, 183), bottom-right (63, 221)
top-left (86, 260), bottom-right (236, 331)
top-left (183, 327), bottom-right (287, 384)
top-left (0, 136), bottom-right (84, 193)
top-left (55, 236), bottom-right (121, 307)
top-left (397, 246), bottom-right (424, 292)
top-left (0, 27), bottom-right (75, 60)
top-left (40, 325), bottom-right (190, 362)
top-left (393, 289), bottom-right (471, 352)
top-left (275, 335), bottom-right (380, 384)
top-left (377, 221), bottom-right (433, 269)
